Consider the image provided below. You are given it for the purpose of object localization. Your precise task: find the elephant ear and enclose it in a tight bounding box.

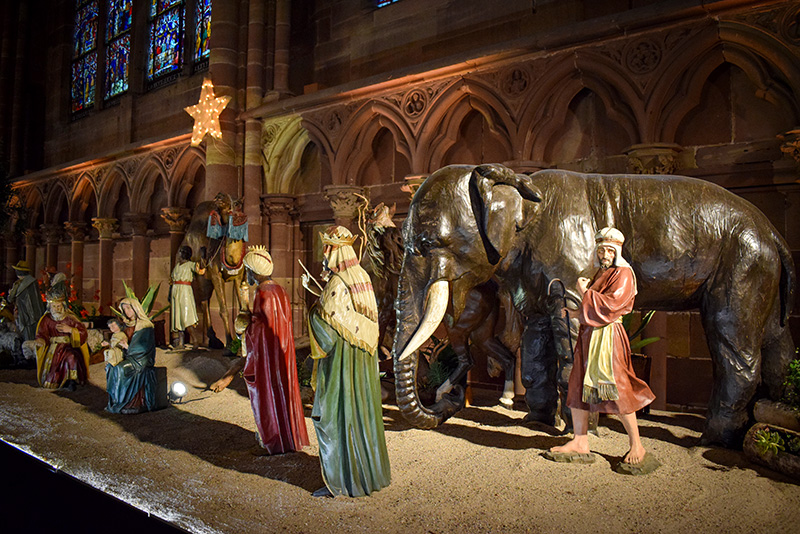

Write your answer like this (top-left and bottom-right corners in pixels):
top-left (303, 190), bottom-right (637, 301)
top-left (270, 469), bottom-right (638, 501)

top-left (469, 164), bottom-right (542, 265)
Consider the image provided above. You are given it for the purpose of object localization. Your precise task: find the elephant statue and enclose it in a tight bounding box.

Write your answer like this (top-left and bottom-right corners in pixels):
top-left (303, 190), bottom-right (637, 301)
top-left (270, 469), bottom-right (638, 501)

top-left (392, 163), bottom-right (795, 448)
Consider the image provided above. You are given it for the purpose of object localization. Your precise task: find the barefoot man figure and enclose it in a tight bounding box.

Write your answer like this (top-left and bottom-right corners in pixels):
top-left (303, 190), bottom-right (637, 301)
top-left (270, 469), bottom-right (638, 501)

top-left (547, 227), bottom-right (657, 473)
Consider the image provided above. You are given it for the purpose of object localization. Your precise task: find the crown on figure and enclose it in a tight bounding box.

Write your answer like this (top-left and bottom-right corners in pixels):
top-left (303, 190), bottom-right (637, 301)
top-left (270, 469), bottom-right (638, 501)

top-left (319, 225), bottom-right (357, 247)
top-left (243, 245), bottom-right (274, 276)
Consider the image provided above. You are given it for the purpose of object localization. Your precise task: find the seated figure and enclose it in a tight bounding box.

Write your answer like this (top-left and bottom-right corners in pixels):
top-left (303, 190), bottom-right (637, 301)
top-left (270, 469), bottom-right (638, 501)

top-left (105, 298), bottom-right (158, 414)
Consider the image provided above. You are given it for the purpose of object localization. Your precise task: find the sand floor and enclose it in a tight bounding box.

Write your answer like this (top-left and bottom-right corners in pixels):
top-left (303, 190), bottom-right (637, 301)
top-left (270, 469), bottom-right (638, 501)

top-left (1, 347), bottom-right (799, 533)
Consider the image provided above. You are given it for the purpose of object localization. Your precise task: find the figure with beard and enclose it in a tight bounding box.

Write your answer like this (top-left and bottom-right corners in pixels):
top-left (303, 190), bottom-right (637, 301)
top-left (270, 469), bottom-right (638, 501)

top-left (302, 226), bottom-right (391, 498)
top-left (546, 227), bottom-right (656, 471)
top-left (35, 288), bottom-right (89, 390)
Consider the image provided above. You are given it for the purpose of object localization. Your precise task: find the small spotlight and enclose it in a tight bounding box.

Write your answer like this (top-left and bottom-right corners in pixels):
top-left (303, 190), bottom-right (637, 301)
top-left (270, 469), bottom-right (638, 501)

top-left (169, 381), bottom-right (187, 403)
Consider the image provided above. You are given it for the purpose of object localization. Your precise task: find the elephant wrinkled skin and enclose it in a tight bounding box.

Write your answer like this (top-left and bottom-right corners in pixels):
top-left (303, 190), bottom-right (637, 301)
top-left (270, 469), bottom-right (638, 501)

top-left (391, 164), bottom-right (795, 448)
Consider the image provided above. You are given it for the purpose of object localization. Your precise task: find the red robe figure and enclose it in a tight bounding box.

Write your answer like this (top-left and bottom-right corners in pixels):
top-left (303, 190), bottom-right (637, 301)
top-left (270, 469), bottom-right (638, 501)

top-left (35, 290), bottom-right (89, 391)
top-left (548, 227), bottom-right (656, 472)
top-left (237, 245), bottom-right (309, 454)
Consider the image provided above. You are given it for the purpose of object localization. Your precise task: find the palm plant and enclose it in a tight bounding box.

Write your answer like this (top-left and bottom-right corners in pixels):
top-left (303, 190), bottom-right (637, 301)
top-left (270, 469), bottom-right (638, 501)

top-left (113, 280), bottom-right (170, 321)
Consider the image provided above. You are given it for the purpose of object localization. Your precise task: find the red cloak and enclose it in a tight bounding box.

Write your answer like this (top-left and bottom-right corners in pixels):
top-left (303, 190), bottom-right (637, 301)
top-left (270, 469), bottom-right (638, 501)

top-left (566, 266), bottom-right (655, 414)
top-left (243, 280), bottom-right (309, 454)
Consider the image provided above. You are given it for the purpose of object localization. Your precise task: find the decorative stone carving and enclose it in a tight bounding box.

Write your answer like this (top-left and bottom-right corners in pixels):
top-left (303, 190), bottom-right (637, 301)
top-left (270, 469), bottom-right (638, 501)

top-left (625, 143), bottom-right (683, 175)
top-left (778, 128), bottom-right (800, 164)
top-left (501, 67), bottom-right (530, 97)
top-left (40, 223), bottom-right (63, 245)
top-left (780, 4), bottom-right (800, 45)
top-left (64, 221), bottom-right (87, 242)
top-left (160, 207), bottom-right (192, 233)
top-left (92, 218), bottom-right (118, 239)
top-left (402, 89), bottom-right (428, 118)
top-left (260, 195), bottom-right (296, 222)
top-left (624, 38), bottom-right (662, 75)
top-left (23, 229), bottom-right (39, 247)
top-left (124, 213), bottom-right (151, 236)
top-left (400, 174), bottom-right (428, 199)
top-left (323, 185), bottom-right (364, 221)
top-left (159, 145), bottom-right (182, 170)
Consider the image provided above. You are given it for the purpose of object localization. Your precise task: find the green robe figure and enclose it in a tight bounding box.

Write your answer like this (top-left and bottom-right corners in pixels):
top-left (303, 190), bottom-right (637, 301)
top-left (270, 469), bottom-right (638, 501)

top-left (304, 225), bottom-right (391, 498)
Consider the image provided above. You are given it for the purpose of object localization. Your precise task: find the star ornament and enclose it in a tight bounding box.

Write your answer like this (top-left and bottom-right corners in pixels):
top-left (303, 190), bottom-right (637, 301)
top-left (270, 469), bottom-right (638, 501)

top-left (185, 78), bottom-right (232, 147)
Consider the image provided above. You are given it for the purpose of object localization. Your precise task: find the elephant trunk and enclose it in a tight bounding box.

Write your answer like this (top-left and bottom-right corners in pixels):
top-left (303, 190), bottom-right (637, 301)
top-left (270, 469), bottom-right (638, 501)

top-left (393, 273), bottom-right (461, 428)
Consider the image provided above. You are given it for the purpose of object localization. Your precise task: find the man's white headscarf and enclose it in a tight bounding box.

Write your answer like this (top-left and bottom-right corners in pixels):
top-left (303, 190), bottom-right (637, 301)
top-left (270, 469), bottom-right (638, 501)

top-left (593, 227), bottom-right (636, 292)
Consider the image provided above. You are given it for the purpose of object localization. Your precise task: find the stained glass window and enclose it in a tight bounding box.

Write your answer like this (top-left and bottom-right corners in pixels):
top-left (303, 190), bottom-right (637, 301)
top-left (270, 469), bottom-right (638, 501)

top-left (375, 0), bottom-right (402, 7)
top-left (105, 0), bottom-right (132, 99)
top-left (72, 0), bottom-right (99, 112)
top-left (194, 0), bottom-right (211, 61)
top-left (148, 0), bottom-right (185, 81)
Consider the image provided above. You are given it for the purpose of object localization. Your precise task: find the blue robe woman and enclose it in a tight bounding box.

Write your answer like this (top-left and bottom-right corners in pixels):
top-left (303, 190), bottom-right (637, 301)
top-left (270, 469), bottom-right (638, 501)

top-left (106, 298), bottom-right (158, 414)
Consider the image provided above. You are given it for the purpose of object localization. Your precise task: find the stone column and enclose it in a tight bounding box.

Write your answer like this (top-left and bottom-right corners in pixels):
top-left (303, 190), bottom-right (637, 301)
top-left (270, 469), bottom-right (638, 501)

top-left (64, 222), bottom-right (87, 302)
top-left (92, 218), bottom-right (118, 312)
top-left (206, 0), bottom-right (239, 197)
top-left (3, 240), bottom-right (19, 286)
top-left (40, 223), bottom-right (62, 271)
top-left (260, 195), bottom-right (296, 282)
top-left (243, 0), bottom-right (267, 250)
top-left (273, 0), bottom-right (292, 96)
top-left (125, 213), bottom-right (151, 299)
top-left (2, 232), bottom-right (19, 288)
top-left (23, 229), bottom-right (37, 273)
top-left (624, 143), bottom-right (683, 411)
top-left (324, 185), bottom-right (364, 232)
top-left (160, 207), bottom-right (191, 269)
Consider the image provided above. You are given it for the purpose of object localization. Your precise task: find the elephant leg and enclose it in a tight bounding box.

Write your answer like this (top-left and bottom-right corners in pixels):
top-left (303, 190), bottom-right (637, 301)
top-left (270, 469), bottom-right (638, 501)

top-left (482, 336), bottom-right (516, 408)
top-left (437, 321), bottom-right (474, 403)
top-left (436, 289), bottom-right (490, 402)
top-left (520, 315), bottom-right (558, 426)
top-left (473, 304), bottom-right (516, 408)
top-left (701, 275), bottom-right (772, 447)
top-left (760, 298), bottom-right (795, 401)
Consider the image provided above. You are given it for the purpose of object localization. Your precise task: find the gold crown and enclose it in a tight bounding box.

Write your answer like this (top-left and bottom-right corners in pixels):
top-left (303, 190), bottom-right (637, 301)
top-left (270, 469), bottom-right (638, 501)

top-left (320, 225), bottom-right (357, 247)
top-left (243, 245), bottom-right (274, 276)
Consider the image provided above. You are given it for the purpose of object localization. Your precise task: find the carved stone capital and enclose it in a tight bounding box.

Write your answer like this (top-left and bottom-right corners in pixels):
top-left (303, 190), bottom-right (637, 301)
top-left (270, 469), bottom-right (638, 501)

top-left (40, 223), bottom-right (63, 245)
top-left (64, 221), bottom-right (88, 242)
top-left (124, 213), bottom-right (151, 236)
top-left (400, 175), bottom-right (428, 199)
top-left (624, 143), bottom-right (683, 175)
top-left (778, 127), bottom-right (800, 164)
top-left (92, 217), bottom-right (118, 239)
top-left (323, 185), bottom-right (364, 221)
top-left (160, 207), bottom-right (191, 233)
top-left (23, 229), bottom-right (39, 246)
top-left (260, 194), bottom-right (296, 223)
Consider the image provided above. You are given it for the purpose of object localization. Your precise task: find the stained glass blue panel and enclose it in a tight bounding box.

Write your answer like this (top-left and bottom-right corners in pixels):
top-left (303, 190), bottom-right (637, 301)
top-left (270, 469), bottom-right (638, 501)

top-left (106, 0), bottom-right (132, 40)
top-left (194, 0), bottom-right (211, 60)
top-left (105, 34), bottom-right (130, 98)
top-left (375, 0), bottom-right (402, 7)
top-left (73, 1), bottom-right (98, 59)
top-left (148, 5), bottom-right (185, 80)
top-left (151, 0), bottom-right (183, 17)
top-left (71, 52), bottom-right (97, 112)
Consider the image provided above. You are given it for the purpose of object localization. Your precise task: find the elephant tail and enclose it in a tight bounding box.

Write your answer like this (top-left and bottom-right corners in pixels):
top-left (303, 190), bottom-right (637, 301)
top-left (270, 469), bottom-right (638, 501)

top-left (775, 233), bottom-right (795, 327)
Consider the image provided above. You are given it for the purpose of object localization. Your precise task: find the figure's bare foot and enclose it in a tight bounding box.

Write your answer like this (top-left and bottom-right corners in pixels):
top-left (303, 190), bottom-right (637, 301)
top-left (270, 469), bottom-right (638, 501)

top-left (549, 437), bottom-right (590, 455)
top-left (210, 375), bottom-right (234, 393)
top-left (623, 444), bottom-right (646, 465)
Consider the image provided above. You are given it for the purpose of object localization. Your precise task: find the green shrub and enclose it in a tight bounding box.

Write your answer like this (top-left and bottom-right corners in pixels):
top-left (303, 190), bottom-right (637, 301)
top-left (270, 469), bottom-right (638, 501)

top-left (783, 357), bottom-right (800, 410)
top-left (754, 427), bottom-right (786, 456)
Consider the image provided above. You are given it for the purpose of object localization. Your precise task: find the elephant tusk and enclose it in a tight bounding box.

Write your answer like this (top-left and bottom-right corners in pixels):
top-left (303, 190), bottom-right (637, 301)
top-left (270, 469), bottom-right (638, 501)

top-left (397, 279), bottom-right (449, 362)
